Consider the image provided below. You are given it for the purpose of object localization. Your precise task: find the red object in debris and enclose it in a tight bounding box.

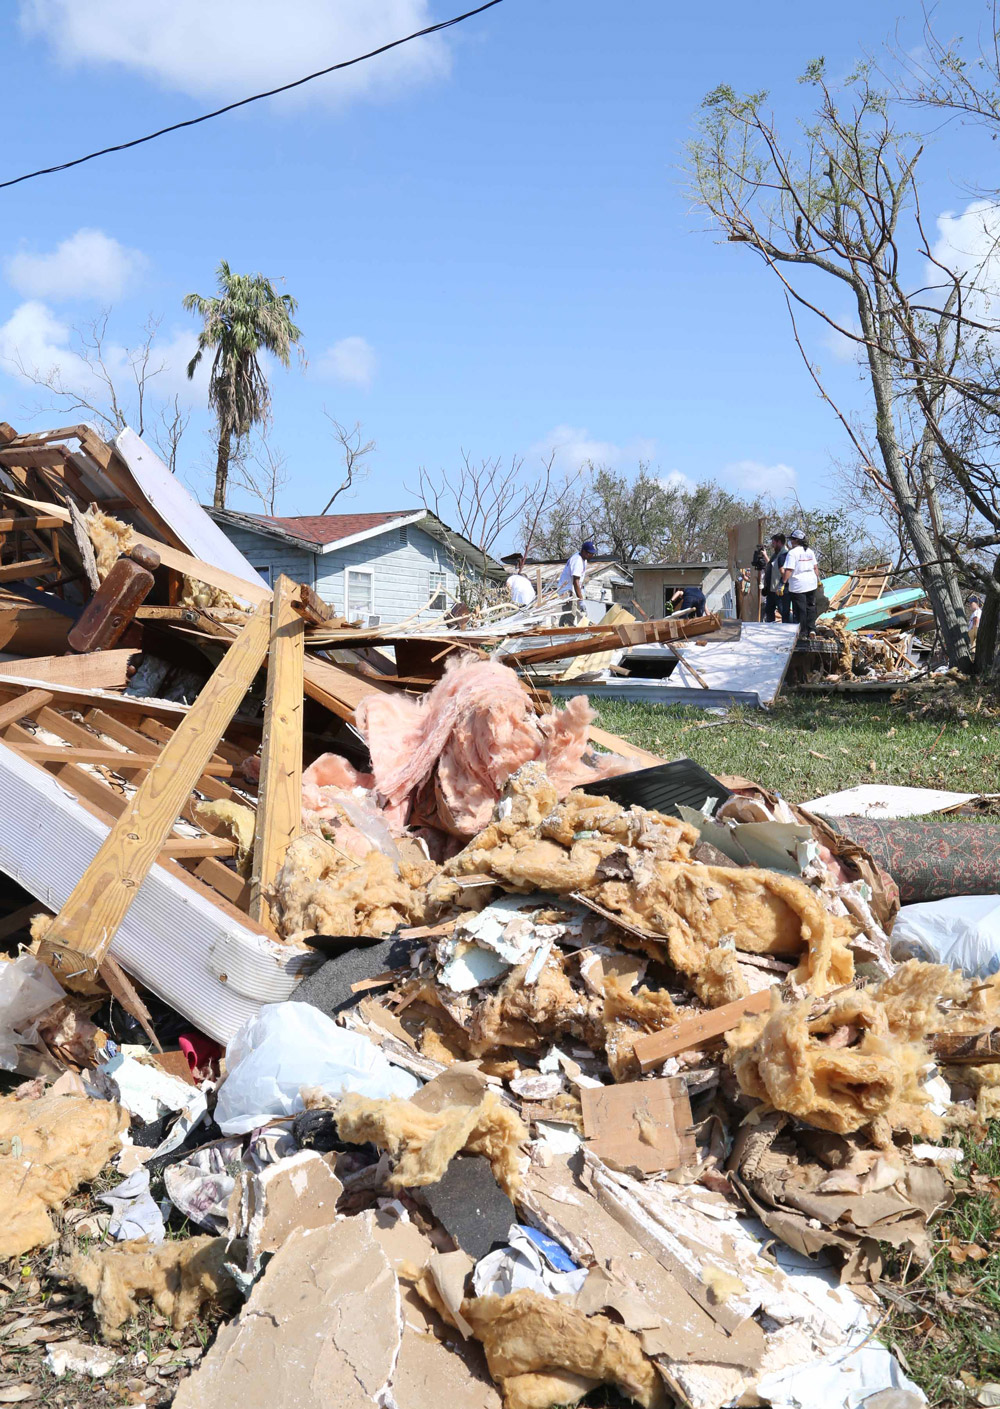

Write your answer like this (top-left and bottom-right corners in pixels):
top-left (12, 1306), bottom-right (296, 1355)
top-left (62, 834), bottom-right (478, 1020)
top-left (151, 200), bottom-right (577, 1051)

top-left (68, 545), bottom-right (160, 653)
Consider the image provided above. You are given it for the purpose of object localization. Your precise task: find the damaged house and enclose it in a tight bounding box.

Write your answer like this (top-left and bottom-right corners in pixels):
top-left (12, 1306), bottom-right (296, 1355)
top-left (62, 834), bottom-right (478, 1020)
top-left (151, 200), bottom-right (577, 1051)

top-left (210, 507), bottom-right (506, 623)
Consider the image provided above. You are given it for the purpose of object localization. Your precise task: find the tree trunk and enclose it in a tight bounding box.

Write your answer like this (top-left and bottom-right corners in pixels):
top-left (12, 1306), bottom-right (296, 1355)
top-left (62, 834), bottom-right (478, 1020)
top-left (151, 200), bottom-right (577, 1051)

top-left (213, 424), bottom-right (232, 510)
top-left (974, 553), bottom-right (1000, 678)
top-left (859, 290), bottom-right (973, 672)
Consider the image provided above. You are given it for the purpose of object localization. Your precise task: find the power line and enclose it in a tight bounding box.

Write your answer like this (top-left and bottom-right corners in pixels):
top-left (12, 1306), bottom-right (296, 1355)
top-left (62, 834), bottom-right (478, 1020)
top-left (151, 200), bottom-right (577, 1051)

top-left (0, 0), bottom-right (504, 193)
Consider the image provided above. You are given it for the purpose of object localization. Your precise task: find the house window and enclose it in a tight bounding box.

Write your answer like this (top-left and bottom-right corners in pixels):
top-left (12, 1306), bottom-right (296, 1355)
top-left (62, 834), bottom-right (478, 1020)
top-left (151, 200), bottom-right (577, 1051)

top-left (429, 570), bottom-right (448, 611)
top-left (397, 525), bottom-right (408, 546)
top-left (250, 564), bottom-right (273, 588)
top-left (346, 568), bottom-right (374, 620)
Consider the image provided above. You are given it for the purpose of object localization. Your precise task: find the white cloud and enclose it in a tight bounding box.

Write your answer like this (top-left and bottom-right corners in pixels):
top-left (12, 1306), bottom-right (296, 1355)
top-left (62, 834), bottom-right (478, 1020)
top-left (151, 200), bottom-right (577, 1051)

top-left (0, 301), bottom-right (209, 405)
top-left (530, 424), bottom-right (656, 475)
top-left (19, 0), bottom-right (450, 106)
top-left (316, 335), bottom-right (376, 389)
top-left (659, 469), bottom-right (695, 493)
top-left (5, 228), bottom-right (147, 302)
top-left (931, 199), bottom-right (1000, 319)
top-left (722, 459), bottom-right (798, 496)
top-left (821, 324), bottom-right (862, 364)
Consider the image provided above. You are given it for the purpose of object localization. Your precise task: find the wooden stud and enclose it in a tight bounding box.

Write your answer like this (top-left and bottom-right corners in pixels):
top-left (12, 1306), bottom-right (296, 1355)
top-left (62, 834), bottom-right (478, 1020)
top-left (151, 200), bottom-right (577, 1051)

top-left (249, 576), bottom-right (304, 924)
top-left (0, 689), bottom-right (54, 729)
top-left (0, 556), bottom-right (55, 583)
top-left (632, 988), bottom-right (773, 1072)
top-left (35, 602), bottom-right (271, 988)
top-left (16, 744), bottom-right (234, 775)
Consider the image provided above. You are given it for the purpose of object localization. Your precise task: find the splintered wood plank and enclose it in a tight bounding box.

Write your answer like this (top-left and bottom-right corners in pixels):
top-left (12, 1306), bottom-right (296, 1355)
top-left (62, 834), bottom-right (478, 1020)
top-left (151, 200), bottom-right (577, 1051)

top-left (250, 576), bottom-right (304, 925)
top-left (633, 988), bottom-right (773, 1072)
top-left (36, 602), bottom-right (271, 987)
top-left (0, 650), bottom-right (137, 691)
top-left (587, 726), bottom-right (666, 768)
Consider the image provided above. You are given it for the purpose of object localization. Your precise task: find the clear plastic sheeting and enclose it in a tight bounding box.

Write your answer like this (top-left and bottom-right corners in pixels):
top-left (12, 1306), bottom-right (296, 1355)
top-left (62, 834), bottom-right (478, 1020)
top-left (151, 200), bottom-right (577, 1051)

top-left (0, 953), bottom-right (65, 1070)
top-left (214, 1001), bottom-right (420, 1135)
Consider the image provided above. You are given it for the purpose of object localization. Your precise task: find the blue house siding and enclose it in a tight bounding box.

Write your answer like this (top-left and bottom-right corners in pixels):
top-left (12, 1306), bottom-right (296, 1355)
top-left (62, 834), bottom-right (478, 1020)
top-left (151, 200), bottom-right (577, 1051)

top-left (215, 520), bottom-right (467, 623)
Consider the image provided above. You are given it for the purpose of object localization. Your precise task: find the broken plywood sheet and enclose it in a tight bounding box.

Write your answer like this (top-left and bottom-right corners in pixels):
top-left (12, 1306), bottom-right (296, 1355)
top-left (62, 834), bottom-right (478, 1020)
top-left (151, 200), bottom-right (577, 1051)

top-left (804, 783), bottom-right (983, 819)
top-left (0, 740), bottom-right (313, 1043)
top-left (173, 1215), bottom-right (399, 1409)
top-left (580, 1077), bottom-right (696, 1175)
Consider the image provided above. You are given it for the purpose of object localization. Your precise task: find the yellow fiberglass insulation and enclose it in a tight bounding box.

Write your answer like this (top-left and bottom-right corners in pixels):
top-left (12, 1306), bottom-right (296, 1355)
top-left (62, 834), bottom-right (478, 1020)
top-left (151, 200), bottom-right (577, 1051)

top-left (176, 578), bottom-right (241, 610)
top-left (0, 1093), bottom-right (128, 1258)
top-left (68, 1236), bottom-right (242, 1340)
top-left (458, 1290), bottom-right (666, 1409)
top-left (336, 1087), bottom-right (526, 1197)
top-left (726, 960), bottom-right (959, 1137)
top-left (267, 832), bottom-right (431, 941)
top-left (431, 768), bottom-right (852, 1009)
top-left (194, 799), bottom-right (256, 876)
top-left (591, 861), bottom-right (854, 1008)
top-left (84, 506), bottom-right (134, 580)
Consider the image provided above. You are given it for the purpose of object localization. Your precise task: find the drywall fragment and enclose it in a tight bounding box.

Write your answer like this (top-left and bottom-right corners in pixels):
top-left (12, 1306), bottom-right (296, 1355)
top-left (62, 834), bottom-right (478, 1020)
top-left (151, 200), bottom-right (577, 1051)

top-left (421, 1155), bottom-right (518, 1260)
top-left (243, 1150), bottom-right (343, 1265)
top-left (372, 1211), bottom-right (502, 1409)
top-left (45, 1340), bottom-right (121, 1379)
top-left (336, 1067), bottom-right (526, 1197)
top-left (580, 1077), bottom-right (696, 1176)
top-left (172, 1216), bottom-right (399, 1409)
top-left (68, 1236), bottom-right (242, 1340)
top-left (0, 1092), bottom-right (128, 1257)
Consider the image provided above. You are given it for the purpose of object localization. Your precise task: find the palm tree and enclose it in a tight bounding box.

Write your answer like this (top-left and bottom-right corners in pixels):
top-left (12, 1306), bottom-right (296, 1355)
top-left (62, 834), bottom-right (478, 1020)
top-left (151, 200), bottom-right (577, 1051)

top-left (184, 262), bottom-right (302, 509)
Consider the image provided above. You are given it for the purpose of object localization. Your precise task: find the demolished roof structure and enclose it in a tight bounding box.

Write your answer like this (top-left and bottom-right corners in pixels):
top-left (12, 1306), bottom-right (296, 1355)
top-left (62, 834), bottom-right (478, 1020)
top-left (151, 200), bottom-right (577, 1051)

top-left (0, 420), bottom-right (993, 1409)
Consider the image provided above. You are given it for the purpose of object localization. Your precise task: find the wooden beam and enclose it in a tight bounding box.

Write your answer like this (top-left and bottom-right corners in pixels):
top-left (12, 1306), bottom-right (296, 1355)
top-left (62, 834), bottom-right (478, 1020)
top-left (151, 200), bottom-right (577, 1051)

top-left (16, 744), bottom-right (234, 776)
top-left (35, 602), bottom-right (271, 988)
top-left (0, 650), bottom-right (137, 691)
top-left (587, 725), bottom-right (666, 768)
top-left (159, 836), bottom-right (238, 858)
top-left (250, 576), bottom-right (304, 924)
top-left (0, 516), bottom-right (65, 532)
top-left (0, 556), bottom-right (55, 583)
top-left (0, 689), bottom-right (54, 729)
top-left (633, 989), bottom-right (773, 1072)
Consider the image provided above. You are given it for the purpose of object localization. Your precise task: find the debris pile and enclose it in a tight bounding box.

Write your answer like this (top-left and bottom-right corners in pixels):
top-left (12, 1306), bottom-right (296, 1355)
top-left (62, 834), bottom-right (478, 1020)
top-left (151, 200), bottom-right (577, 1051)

top-left (0, 422), bottom-right (993, 1409)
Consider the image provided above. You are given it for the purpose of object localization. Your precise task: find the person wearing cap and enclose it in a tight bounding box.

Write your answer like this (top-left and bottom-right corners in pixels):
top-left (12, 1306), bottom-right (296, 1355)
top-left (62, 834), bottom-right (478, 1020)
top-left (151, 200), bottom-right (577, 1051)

top-left (557, 539), bottom-right (595, 623)
top-left (781, 527), bottom-right (820, 638)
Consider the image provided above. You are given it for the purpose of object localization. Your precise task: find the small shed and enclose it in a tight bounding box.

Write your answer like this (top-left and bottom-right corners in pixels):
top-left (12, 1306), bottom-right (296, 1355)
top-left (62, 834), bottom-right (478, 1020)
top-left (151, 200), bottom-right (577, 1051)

top-left (630, 562), bottom-right (735, 619)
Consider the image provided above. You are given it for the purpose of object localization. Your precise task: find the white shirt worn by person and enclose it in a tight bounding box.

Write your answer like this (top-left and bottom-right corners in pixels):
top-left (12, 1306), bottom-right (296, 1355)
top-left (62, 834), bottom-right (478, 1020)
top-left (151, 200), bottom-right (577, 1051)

top-left (507, 572), bottom-right (536, 607)
top-left (784, 544), bottom-right (819, 593)
top-left (557, 553), bottom-right (586, 596)
top-left (969, 604), bottom-right (983, 633)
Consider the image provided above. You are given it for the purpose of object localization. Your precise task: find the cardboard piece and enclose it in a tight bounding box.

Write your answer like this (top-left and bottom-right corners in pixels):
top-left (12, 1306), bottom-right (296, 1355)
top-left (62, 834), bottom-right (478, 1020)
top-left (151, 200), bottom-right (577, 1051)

top-left (633, 990), bottom-right (774, 1072)
top-left (173, 1215), bottom-right (399, 1409)
top-left (579, 1077), bottom-right (696, 1175)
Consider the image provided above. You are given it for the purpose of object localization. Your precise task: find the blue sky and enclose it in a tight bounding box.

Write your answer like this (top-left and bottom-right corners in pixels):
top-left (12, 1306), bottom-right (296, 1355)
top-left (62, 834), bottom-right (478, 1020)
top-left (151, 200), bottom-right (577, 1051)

top-left (0, 0), bottom-right (994, 547)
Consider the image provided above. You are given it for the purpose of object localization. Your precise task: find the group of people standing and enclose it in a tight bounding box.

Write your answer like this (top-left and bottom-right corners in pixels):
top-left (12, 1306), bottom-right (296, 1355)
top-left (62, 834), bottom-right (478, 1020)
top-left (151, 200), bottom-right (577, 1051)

top-left (759, 528), bottom-right (820, 637)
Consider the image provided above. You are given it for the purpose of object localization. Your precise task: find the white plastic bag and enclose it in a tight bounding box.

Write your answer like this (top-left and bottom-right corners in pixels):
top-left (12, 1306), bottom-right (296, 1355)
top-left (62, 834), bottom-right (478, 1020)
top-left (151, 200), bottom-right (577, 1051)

top-left (214, 1002), bottom-right (419, 1134)
top-left (0, 954), bottom-right (65, 1070)
top-left (891, 895), bottom-right (1000, 978)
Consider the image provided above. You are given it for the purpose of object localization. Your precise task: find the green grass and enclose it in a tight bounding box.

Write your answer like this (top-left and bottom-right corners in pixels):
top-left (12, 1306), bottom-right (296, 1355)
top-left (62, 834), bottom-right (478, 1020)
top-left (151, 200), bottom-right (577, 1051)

top-left (882, 1123), bottom-right (1000, 1406)
top-left (592, 694), bottom-right (1000, 803)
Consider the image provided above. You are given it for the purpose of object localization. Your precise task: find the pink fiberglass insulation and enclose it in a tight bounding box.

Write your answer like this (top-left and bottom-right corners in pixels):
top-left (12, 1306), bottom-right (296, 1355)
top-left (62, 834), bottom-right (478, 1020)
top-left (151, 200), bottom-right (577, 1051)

top-left (301, 753), bottom-right (403, 860)
top-left (355, 654), bottom-right (633, 836)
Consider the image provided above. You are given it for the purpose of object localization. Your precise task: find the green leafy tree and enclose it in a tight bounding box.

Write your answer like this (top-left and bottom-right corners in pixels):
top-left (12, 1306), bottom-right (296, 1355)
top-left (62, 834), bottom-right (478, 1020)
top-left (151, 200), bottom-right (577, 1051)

top-left (184, 261), bottom-right (302, 509)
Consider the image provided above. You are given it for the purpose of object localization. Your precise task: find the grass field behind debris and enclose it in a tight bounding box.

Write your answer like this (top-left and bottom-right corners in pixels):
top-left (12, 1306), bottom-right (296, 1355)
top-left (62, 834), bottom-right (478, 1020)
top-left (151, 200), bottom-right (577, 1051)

top-left (592, 693), bottom-right (1000, 802)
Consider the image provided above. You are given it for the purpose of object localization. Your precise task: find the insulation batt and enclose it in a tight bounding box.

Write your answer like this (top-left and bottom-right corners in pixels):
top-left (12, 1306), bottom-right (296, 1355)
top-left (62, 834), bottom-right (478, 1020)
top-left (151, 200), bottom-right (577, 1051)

top-left (727, 960), bottom-right (963, 1137)
top-left (267, 832), bottom-right (433, 941)
top-left (433, 766), bottom-right (853, 1008)
top-left (450, 1290), bottom-right (666, 1409)
top-left (300, 753), bottom-right (407, 858)
top-left (84, 507), bottom-right (133, 580)
top-left (356, 655), bottom-right (632, 837)
top-left (0, 1092), bottom-right (128, 1257)
top-left (336, 1088), bottom-right (527, 1197)
top-left (68, 1236), bottom-right (242, 1339)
